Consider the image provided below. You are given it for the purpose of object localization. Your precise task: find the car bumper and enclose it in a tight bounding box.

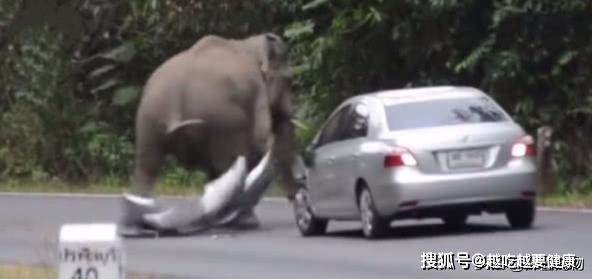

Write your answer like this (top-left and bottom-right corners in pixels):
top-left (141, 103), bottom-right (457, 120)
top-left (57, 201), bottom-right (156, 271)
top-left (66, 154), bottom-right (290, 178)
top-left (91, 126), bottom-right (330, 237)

top-left (371, 159), bottom-right (537, 218)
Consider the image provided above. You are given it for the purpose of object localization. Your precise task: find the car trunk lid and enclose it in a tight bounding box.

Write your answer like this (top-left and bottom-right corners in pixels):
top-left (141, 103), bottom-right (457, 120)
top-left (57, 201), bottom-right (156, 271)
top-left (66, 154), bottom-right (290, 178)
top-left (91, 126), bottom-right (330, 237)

top-left (380, 122), bottom-right (525, 174)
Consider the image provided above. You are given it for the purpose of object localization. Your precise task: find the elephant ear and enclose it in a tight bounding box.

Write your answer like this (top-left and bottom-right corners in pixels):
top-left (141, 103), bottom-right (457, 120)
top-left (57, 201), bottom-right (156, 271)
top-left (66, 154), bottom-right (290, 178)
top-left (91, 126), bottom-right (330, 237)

top-left (259, 33), bottom-right (287, 76)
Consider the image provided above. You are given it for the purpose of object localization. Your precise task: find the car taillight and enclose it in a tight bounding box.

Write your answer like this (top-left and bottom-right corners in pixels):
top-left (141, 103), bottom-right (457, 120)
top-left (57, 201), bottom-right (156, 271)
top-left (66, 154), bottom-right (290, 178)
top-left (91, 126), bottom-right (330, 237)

top-left (511, 135), bottom-right (536, 157)
top-left (384, 146), bottom-right (418, 167)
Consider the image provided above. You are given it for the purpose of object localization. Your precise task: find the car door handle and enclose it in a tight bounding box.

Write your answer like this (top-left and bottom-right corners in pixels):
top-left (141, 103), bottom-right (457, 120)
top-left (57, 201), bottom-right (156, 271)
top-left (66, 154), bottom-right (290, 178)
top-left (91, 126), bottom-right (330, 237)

top-left (328, 157), bottom-right (335, 163)
top-left (351, 153), bottom-right (360, 159)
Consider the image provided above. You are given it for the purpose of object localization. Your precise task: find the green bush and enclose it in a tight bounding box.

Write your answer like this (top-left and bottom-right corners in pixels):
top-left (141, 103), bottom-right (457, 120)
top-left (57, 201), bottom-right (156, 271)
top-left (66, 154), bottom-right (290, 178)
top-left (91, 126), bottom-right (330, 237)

top-left (283, 0), bottom-right (592, 192)
top-left (0, 0), bottom-right (590, 193)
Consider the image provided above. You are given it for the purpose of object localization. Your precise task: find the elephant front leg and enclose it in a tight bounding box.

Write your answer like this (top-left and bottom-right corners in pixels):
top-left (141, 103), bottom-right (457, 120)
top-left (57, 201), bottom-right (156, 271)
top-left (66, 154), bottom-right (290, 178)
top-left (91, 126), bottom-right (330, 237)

top-left (273, 115), bottom-right (298, 201)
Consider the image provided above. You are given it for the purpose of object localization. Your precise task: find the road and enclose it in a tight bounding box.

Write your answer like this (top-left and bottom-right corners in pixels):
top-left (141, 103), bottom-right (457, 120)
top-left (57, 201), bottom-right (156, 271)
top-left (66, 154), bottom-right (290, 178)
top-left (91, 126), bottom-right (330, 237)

top-left (0, 194), bottom-right (590, 279)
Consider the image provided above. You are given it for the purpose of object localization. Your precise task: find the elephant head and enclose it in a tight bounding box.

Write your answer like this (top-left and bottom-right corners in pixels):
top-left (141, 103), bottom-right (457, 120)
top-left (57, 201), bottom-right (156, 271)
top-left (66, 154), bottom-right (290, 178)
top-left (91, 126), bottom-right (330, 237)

top-left (241, 33), bottom-right (293, 118)
top-left (236, 33), bottom-right (298, 198)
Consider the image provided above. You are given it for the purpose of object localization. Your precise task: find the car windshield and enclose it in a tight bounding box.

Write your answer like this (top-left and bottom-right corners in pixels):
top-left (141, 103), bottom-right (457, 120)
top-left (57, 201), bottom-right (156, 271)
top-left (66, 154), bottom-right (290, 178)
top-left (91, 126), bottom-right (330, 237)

top-left (384, 97), bottom-right (509, 131)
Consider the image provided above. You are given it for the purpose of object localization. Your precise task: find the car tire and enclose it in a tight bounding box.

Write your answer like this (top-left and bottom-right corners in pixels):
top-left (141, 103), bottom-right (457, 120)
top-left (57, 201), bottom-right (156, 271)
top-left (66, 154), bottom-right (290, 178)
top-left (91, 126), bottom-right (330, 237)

top-left (293, 187), bottom-right (328, 236)
top-left (506, 201), bottom-right (535, 229)
top-left (442, 213), bottom-right (468, 230)
top-left (359, 188), bottom-right (390, 239)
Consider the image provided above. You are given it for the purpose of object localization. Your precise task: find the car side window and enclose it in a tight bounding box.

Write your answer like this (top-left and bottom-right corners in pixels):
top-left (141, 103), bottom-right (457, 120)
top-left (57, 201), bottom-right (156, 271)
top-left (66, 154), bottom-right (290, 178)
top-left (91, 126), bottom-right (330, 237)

top-left (316, 105), bottom-right (351, 147)
top-left (342, 103), bottom-right (370, 140)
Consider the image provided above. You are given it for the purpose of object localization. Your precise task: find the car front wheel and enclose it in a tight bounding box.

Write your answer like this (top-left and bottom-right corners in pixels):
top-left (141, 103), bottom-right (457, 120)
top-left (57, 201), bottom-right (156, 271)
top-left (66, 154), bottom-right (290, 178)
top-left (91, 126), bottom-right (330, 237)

top-left (359, 188), bottom-right (390, 239)
top-left (506, 201), bottom-right (535, 229)
top-left (293, 188), bottom-right (328, 236)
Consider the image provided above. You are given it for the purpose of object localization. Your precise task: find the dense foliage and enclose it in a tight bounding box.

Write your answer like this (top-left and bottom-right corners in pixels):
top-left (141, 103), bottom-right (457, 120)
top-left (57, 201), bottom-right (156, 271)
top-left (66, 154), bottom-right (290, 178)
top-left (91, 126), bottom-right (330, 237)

top-left (0, 0), bottom-right (590, 192)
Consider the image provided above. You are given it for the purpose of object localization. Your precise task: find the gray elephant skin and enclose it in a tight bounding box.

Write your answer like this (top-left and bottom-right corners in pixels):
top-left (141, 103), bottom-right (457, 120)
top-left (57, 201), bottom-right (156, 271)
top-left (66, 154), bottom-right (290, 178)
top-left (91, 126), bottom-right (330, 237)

top-left (120, 33), bottom-right (297, 236)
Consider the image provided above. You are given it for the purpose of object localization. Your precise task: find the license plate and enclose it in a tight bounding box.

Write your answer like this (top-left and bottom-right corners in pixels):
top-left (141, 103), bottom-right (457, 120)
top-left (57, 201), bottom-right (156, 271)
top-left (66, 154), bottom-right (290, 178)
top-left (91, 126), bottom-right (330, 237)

top-left (447, 149), bottom-right (486, 169)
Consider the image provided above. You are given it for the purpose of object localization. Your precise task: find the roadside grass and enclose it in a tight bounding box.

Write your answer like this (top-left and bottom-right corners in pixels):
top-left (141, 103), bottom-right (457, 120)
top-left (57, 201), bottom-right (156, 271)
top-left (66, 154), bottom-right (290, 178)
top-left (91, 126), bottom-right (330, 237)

top-left (0, 264), bottom-right (159, 279)
top-left (0, 176), bottom-right (204, 196)
top-left (0, 176), bottom-right (288, 197)
top-left (0, 264), bottom-right (55, 279)
top-left (538, 192), bottom-right (592, 209)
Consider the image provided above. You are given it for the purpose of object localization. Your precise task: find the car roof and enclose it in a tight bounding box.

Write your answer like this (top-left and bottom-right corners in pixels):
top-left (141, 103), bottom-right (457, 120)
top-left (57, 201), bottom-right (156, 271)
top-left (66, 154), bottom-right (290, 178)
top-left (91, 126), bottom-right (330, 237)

top-left (348, 86), bottom-right (488, 106)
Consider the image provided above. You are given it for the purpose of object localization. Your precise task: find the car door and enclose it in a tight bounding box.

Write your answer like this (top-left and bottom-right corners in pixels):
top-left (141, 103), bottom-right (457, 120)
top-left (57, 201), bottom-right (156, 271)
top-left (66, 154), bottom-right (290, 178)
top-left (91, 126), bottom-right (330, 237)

top-left (305, 105), bottom-right (351, 215)
top-left (326, 103), bottom-right (371, 217)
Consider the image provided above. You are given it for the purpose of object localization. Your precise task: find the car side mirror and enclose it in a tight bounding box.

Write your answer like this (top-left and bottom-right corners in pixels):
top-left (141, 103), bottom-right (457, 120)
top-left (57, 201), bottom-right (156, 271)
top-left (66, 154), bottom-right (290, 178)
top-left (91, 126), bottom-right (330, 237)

top-left (302, 145), bottom-right (316, 167)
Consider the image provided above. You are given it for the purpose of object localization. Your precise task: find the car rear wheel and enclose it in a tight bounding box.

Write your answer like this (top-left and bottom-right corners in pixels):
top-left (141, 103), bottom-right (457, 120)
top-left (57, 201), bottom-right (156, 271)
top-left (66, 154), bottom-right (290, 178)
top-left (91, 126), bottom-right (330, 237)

top-left (293, 188), bottom-right (328, 236)
top-left (442, 213), bottom-right (468, 230)
top-left (506, 201), bottom-right (535, 229)
top-left (359, 188), bottom-right (390, 239)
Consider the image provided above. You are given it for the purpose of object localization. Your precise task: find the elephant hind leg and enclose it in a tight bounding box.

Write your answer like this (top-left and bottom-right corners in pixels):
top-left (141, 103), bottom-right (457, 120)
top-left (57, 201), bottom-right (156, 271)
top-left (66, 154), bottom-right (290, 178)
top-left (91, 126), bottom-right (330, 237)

top-left (130, 156), bottom-right (162, 198)
top-left (122, 138), bottom-right (165, 229)
top-left (130, 127), bottom-right (166, 198)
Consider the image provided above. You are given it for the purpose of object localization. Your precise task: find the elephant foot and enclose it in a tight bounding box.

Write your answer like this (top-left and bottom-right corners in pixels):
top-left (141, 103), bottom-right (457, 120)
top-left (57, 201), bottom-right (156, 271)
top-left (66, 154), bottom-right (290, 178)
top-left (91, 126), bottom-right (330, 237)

top-left (118, 193), bottom-right (163, 237)
top-left (220, 209), bottom-right (260, 230)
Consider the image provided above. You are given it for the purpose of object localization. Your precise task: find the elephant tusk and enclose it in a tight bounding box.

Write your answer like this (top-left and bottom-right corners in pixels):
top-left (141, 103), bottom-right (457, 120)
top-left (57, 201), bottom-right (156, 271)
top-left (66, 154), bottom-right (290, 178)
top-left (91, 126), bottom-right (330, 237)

top-left (142, 156), bottom-right (248, 231)
top-left (291, 118), bottom-right (308, 130)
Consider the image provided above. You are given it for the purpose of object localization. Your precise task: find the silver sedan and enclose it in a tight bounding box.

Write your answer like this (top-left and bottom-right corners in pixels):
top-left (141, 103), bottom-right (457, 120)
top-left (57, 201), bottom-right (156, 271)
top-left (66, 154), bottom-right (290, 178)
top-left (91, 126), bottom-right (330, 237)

top-left (293, 86), bottom-right (538, 239)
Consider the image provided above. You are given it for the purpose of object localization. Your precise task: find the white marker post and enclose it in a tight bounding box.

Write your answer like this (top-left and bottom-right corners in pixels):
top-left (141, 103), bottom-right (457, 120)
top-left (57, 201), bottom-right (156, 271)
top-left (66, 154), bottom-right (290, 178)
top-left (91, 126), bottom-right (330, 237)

top-left (59, 223), bottom-right (125, 279)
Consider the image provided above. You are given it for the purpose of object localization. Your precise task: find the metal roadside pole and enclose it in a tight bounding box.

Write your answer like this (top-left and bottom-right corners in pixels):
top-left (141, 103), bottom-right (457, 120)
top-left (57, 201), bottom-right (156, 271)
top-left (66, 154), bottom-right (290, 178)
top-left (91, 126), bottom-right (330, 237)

top-left (536, 125), bottom-right (554, 196)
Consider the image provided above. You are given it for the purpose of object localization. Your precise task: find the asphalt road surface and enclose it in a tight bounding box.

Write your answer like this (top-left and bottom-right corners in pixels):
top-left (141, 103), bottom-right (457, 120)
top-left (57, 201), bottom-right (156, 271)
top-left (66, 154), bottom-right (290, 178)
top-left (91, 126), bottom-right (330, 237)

top-left (0, 194), bottom-right (590, 279)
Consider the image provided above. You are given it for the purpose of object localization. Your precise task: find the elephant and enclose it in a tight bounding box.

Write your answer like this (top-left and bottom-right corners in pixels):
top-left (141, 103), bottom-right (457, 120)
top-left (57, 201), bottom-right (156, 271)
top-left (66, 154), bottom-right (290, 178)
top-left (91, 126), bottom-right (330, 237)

top-left (119, 33), bottom-right (298, 235)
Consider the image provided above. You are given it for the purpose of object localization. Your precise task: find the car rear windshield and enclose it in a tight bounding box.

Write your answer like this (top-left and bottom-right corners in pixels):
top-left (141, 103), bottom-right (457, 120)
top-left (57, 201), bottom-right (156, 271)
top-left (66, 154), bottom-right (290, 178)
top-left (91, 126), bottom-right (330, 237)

top-left (384, 97), bottom-right (509, 131)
